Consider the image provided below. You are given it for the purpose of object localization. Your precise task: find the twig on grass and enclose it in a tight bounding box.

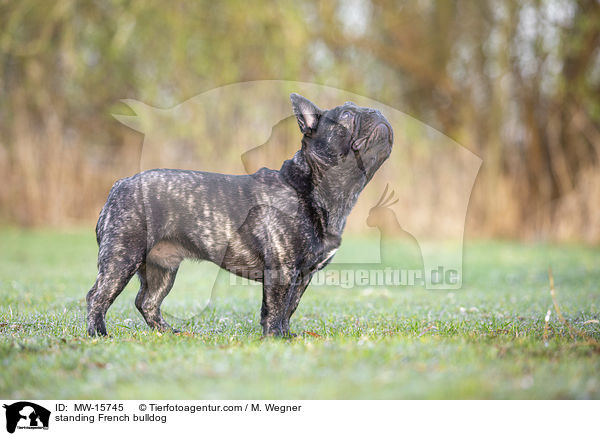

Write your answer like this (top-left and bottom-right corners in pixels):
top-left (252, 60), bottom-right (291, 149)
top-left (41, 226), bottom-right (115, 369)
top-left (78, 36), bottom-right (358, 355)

top-left (418, 324), bottom-right (438, 337)
top-left (583, 320), bottom-right (599, 325)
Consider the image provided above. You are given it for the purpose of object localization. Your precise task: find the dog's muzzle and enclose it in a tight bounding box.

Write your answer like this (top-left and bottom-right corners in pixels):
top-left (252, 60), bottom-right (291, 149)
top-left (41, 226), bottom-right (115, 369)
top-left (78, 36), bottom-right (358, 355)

top-left (352, 121), bottom-right (393, 152)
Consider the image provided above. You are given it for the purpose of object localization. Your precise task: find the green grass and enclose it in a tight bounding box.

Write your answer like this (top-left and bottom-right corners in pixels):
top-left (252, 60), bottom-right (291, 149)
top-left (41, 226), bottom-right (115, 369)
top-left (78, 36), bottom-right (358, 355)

top-left (1, 228), bottom-right (599, 399)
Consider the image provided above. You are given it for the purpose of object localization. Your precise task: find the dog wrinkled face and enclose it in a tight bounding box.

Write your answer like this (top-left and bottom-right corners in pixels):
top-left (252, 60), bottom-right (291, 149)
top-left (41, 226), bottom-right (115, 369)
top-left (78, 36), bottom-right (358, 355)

top-left (290, 93), bottom-right (393, 183)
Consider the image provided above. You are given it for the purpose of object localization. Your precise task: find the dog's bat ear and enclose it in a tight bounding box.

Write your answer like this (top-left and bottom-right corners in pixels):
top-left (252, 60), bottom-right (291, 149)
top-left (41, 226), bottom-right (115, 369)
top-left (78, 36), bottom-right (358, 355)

top-left (290, 93), bottom-right (321, 135)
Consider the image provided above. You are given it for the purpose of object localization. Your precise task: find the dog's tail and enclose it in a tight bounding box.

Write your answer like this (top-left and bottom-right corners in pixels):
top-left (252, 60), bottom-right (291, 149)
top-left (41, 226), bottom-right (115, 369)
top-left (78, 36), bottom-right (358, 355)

top-left (95, 178), bottom-right (126, 246)
top-left (95, 207), bottom-right (106, 246)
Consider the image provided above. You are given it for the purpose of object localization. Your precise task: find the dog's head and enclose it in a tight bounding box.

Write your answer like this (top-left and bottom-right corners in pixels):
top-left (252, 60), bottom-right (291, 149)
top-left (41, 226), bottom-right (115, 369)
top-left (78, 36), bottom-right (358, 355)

top-left (290, 93), bottom-right (393, 188)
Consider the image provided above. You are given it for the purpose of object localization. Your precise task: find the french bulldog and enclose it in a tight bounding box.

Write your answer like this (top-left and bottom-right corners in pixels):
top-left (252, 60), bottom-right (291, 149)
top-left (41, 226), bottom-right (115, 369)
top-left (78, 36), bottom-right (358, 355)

top-left (86, 93), bottom-right (393, 336)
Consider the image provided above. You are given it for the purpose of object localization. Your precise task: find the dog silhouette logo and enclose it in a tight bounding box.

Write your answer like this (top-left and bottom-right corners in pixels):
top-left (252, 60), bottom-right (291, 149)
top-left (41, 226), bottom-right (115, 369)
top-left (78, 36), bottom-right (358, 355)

top-left (3, 402), bottom-right (50, 433)
top-left (114, 81), bottom-right (481, 291)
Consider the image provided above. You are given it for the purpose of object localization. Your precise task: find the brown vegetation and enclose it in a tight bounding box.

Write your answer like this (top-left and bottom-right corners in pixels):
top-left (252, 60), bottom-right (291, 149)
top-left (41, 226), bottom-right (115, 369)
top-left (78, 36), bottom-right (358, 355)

top-left (1, 0), bottom-right (599, 241)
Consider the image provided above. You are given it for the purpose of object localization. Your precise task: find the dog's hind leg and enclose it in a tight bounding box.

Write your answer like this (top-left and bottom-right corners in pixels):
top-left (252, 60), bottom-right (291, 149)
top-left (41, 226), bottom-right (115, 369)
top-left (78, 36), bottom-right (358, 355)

top-left (135, 262), bottom-right (179, 332)
top-left (87, 253), bottom-right (142, 336)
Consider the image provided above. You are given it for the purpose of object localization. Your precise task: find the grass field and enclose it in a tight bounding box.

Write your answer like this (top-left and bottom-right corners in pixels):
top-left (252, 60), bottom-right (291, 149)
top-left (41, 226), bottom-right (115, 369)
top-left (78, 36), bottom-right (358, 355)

top-left (1, 228), bottom-right (599, 399)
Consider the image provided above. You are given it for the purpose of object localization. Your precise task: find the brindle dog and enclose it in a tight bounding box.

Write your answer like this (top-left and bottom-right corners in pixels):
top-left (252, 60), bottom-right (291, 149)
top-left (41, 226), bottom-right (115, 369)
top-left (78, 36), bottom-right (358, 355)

top-left (87, 94), bottom-right (393, 337)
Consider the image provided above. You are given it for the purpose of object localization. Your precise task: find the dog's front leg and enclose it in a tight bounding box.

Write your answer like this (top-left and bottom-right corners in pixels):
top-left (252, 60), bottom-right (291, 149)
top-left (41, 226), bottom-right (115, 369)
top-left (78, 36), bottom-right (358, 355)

top-left (261, 268), bottom-right (301, 337)
top-left (282, 270), bottom-right (314, 333)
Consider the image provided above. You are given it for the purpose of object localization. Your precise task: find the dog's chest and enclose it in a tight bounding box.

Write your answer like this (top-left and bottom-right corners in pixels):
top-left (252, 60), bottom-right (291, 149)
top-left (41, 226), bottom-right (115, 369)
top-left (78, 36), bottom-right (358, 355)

top-left (309, 231), bottom-right (342, 271)
top-left (315, 248), bottom-right (338, 269)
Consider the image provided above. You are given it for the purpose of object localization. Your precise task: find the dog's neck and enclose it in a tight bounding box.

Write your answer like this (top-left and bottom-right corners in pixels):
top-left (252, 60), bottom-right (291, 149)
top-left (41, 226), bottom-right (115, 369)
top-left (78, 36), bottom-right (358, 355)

top-left (280, 149), bottom-right (366, 237)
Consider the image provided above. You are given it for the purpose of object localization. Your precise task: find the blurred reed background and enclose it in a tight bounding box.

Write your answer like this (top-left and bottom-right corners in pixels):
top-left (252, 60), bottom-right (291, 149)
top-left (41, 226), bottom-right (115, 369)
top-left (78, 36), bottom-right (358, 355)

top-left (1, 0), bottom-right (599, 241)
